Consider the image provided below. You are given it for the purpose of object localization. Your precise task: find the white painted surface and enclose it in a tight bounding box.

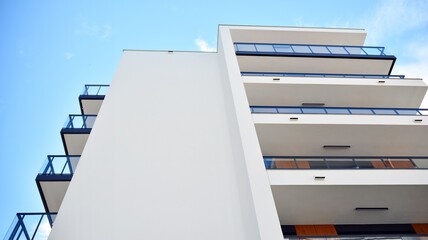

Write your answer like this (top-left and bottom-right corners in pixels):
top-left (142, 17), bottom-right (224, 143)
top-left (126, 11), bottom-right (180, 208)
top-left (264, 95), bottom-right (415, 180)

top-left (244, 77), bottom-right (427, 108)
top-left (62, 134), bottom-right (89, 155)
top-left (49, 50), bottom-right (264, 240)
top-left (40, 181), bottom-right (70, 213)
top-left (80, 99), bottom-right (104, 115)
top-left (268, 169), bottom-right (428, 185)
top-left (229, 26), bottom-right (366, 46)
top-left (271, 185), bottom-right (428, 224)
top-left (237, 55), bottom-right (394, 75)
top-left (253, 115), bottom-right (428, 156)
top-left (218, 27), bottom-right (284, 240)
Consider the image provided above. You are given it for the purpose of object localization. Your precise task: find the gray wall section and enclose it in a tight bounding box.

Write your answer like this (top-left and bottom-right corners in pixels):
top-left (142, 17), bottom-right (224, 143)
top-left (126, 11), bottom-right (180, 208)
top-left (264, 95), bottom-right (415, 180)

top-left (48, 51), bottom-right (261, 239)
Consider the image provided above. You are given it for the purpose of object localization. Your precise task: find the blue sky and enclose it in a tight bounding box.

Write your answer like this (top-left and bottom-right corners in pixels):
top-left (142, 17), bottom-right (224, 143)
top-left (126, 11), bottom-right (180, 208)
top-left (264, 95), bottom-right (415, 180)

top-left (1, 0), bottom-right (428, 237)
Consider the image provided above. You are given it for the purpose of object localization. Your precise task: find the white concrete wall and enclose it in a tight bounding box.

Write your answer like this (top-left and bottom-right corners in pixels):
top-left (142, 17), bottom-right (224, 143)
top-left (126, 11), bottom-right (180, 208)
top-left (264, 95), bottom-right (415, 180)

top-left (218, 26), bottom-right (284, 240)
top-left (48, 50), bottom-right (263, 239)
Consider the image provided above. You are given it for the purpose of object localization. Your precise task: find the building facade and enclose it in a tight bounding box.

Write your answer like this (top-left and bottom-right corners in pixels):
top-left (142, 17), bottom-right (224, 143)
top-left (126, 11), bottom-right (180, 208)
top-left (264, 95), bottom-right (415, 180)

top-left (5, 25), bottom-right (428, 239)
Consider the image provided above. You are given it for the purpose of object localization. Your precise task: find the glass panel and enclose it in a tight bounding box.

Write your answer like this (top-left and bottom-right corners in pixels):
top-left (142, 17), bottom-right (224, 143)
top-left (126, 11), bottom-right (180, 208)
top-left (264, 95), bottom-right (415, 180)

top-left (326, 158), bottom-right (357, 169)
top-left (310, 46), bottom-right (330, 54)
top-left (97, 86), bottom-right (109, 95)
top-left (345, 46), bottom-right (364, 55)
top-left (85, 116), bottom-right (97, 128)
top-left (349, 109), bottom-right (374, 114)
top-left (354, 158), bottom-right (380, 169)
top-left (384, 158), bottom-right (415, 169)
top-left (302, 108), bottom-right (326, 114)
top-left (273, 44), bottom-right (293, 53)
top-left (327, 46), bottom-right (347, 54)
top-left (235, 43), bottom-right (256, 52)
top-left (372, 109), bottom-right (397, 115)
top-left (292, 45), bottom-right (311, 53)
top-left (412, 158), bottom-right (428, 168)
top-left (396, 109), bottom-right (420, 115)
top-left (418, 109), bottom-right (428, 115)
top-left (251, 107), bottom-right (277, 113)
top-left (32, 216), bottom-right (52, 240)
top-left (362, 47), bottom-right (382, 55)
top-left (273, 158), bottom-right (296, 169)
top-left (304, 158), bottom-right (327, 169)
top-left (277, 108), bottom-right (302, 114)
top-left (264, 158), bottom-right (273, 169)
top-left (326, 108), bottom-right (350, 114)
top-left (255, 44), bottom-right (275, 52)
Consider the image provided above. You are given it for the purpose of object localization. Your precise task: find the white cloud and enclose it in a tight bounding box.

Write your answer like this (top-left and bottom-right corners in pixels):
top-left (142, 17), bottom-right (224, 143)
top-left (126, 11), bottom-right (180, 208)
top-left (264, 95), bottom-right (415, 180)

top-left (101, 24), bottom-right (112, 39)
top-left (75, 22), bottom-right (112, 40)
top-left (195, 38), bottom-right (216, 52)
top-left (363, 0), bottom-right (428, 44)
top-left (64, 52), bottom-right (74, 60)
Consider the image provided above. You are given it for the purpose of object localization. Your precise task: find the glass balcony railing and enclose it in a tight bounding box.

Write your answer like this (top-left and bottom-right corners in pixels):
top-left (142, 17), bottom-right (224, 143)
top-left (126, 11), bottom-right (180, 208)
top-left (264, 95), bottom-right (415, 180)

top-left (241, 72), bottom-right (406, 79)
top-left (81, 84), bottom-right (109, 96)
top-left (3, 213), bottom-right (56, 240)
top-left (264, 157), bottom-right (428, 169)
top-left (39, 155), bottom-right (80, 175)
top-left (63, 115), bottom-right (97, 129)
top-left (234, 43), bottom-right (395, 58)
top-left (251, 106), bottom-right (428, 116)
top-left (284, 236), bottom-right (428, 240)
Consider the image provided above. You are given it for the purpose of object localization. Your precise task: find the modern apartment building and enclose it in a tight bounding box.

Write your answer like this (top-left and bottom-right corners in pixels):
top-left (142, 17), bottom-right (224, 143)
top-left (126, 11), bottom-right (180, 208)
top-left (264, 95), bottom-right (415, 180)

top-left (4, 25), bottom-right (428, 239)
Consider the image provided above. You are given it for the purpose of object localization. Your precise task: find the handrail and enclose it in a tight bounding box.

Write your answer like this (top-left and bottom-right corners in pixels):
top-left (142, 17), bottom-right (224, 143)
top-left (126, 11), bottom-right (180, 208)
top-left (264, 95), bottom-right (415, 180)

top-left (284, 235), bottom-right (428, 239)
top-left (250, 106), bottom-right (428, 116)
top-left (235, 42), bottom-right (394, 58)
top-left (4, 212), bottom-right (57, 240)
top-left (264, 156), bottom-right (428, 169)
top-left (241, 72), bottom-right (407, 79)
top-left (82, 84), bottom-right (110, 96)
top-left (63, 114), bottom-right (97, 129)
top-left (39, 155), bottom-right (81, 175)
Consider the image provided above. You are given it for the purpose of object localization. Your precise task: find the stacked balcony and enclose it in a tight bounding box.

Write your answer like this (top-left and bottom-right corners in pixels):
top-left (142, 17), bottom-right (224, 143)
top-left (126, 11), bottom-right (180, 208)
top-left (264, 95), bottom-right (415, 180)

top-left (4, 85), bottom-right (108, 239)
top-left (231, 27), bottom-right (428, 238)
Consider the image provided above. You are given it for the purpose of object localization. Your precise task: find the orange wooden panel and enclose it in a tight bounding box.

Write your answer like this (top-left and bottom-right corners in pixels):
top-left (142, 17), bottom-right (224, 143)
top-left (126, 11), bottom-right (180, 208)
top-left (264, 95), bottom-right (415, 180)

top-left (315, 225), bottom-right (338, 236)
top-left (372, 161), bottom-right (386, 168)
top-left (413, 224), bottom-right (428, 234)
top-left (390, 160), bottom-right (415, 169)
top-left (297, 161), bottom-right (310, 169)
top-left (295, 225), bottom-right (317, 236)
top-left (275, 160), bottom-right (297, 169)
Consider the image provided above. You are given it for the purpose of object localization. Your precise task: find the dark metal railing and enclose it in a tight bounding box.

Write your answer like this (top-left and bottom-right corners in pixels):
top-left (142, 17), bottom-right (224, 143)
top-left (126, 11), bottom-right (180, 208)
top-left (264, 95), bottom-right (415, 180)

top-left (234, 42), bottom-right (394, 58)
top-left (82, 84), bottom-right (109, 96)
top-left (264, 156), bottom-right (428, 169)
top-left (241, 72), bottom-right (407, 79)
top-left (63, 115), bottom-right (97, 129)
top-left (251, 106), bottom-right (428, 116)
top-left (39, 155), bottom-right (81, 175)
top-left (3, 213), bottom-right (57, 240)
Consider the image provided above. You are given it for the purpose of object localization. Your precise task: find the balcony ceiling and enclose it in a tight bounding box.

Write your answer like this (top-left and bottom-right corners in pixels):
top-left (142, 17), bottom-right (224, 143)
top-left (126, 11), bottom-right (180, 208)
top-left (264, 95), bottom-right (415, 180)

top-left (272, 185), bottom-right (428, 225)
top-left (244, 77), bottom-right (427, 108)
top-left (237, 55), bottom-right (395, 75)
top-left (38, 181), bottom-right (70, 213)
top-left (80, 98), bottom-right (104, 115)
top-left (253, 115), bottom-right (428, 156)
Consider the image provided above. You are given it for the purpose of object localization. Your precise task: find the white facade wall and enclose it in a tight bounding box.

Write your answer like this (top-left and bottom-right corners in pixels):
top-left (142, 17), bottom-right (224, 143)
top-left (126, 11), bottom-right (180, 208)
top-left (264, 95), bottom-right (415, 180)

top-left (48, 50), bottom-right (269, 239)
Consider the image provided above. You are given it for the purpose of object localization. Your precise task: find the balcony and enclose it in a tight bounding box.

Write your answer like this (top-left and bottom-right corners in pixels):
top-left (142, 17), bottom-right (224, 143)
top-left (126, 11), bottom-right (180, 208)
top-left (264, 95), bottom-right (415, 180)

top-left (243, 74), bottom-right (427, 108)
top-left (36, 155), bottom-right (80, 213)
top-left (79, 84), bottom-right (109, 115)
top-left (252, 106), bottom-right (428, 156)
top-left (4, 213), bottom-right (56, 240)
top-left (61, 114), bottom-right (96, 155)
top-left (234, 43), bottom-right (396, 75)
